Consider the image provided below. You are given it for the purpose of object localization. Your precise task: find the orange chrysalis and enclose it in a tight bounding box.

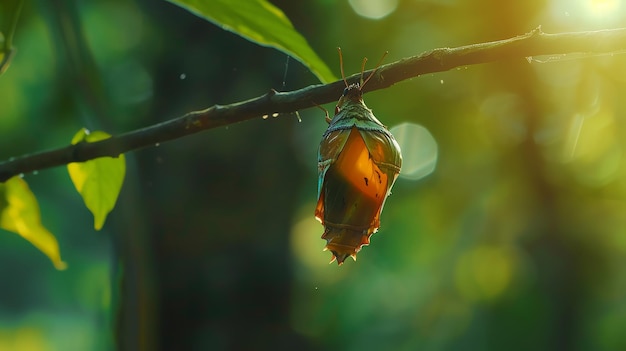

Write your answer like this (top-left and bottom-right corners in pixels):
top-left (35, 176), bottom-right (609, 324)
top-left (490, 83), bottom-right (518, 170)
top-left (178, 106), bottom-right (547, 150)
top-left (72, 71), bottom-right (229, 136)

top-left (315, 48), bottom-right (402, 265)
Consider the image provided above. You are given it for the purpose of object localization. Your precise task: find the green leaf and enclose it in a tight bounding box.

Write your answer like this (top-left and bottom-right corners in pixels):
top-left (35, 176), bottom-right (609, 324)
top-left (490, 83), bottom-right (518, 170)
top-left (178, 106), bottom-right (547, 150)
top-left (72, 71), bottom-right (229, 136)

top-left (167, 0), bottom-right (337, 84)
top-left (67, 128), bottom-right (126, 230)
top-left (0, 177), bottom-right (67, 270)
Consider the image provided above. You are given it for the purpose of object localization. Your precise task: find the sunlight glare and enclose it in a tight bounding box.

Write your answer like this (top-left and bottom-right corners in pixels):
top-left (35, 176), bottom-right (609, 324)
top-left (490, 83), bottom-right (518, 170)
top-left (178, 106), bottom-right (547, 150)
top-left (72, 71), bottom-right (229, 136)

top-left (548, 0), bottom-right (624, 25)
top-left (585, 0), bottom-right (621, 16)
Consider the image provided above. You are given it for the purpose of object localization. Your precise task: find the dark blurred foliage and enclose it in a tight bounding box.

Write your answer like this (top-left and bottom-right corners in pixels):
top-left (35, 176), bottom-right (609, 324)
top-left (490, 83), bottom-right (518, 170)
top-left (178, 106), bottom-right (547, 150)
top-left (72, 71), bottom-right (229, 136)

top-left (1, 0), bottom-right (626, 350)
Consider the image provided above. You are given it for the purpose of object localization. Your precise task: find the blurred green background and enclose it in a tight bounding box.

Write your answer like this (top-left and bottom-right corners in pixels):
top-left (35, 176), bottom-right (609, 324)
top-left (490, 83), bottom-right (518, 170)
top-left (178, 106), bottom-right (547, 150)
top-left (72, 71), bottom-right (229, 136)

top-left (2, 0), bottom-right (626, 350)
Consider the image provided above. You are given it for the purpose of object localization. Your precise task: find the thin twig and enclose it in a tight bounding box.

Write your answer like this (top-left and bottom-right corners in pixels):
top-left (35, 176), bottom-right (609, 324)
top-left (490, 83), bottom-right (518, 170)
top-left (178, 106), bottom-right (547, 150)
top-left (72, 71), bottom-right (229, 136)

top-left (1, 27), bottom-right (626, 182)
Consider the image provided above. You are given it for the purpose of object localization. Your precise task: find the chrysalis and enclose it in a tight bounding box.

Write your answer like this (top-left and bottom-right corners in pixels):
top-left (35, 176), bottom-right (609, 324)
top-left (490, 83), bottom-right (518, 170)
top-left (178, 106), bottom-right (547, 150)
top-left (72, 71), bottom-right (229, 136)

top-left (315, 49), bottom-right (402, 265)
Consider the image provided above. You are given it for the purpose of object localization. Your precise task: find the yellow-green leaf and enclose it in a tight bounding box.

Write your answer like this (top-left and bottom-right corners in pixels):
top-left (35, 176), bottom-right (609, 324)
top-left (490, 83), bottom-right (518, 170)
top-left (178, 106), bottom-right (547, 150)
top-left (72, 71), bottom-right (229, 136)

top-left (167, 0), bottom-right (337, 83)
top-left (67, 128), bottom-right (125, 230)
top-left (0, 177), bottom-right (67, 270)
top-left (0, 48), bottom-right (15, 76)
top-left (0, 32), bottom-right (16, 76)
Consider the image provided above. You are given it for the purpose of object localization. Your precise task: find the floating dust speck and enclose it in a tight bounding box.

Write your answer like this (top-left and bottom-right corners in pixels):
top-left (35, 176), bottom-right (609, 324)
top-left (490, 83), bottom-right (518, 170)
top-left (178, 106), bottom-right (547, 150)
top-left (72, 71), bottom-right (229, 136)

top-left (179, 73), bottom-right (186, 80)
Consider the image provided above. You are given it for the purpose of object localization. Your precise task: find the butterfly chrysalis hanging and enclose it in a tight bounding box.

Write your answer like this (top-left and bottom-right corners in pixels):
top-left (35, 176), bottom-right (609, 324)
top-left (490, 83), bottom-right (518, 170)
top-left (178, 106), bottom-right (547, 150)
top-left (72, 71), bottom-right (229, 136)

top-left (315, 48), bottom-right (402, 265)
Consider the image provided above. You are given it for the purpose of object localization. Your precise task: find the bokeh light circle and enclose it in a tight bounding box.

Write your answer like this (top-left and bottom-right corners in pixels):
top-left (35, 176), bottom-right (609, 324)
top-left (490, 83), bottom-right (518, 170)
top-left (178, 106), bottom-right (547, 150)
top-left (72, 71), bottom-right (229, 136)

top-left (348, 0), bottom-right (398, 20)
top-left (390, 122), bottom-right (438, 181)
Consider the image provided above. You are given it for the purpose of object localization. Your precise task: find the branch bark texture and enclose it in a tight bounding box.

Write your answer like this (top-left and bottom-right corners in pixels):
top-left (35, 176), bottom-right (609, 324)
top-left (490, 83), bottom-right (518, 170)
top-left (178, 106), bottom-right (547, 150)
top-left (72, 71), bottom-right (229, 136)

top-left (1, 27), bottom-right (626, 182)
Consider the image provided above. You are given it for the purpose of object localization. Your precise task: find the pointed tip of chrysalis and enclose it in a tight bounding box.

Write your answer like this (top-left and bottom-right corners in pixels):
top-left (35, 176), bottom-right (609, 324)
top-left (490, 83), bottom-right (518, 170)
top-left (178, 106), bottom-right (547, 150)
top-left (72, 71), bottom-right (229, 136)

top-left (321, 226), bottom-right (373, 265)
top-left (328, 255), bottom-right (337, 265)
top-left (334, 252), bottom-right (351, 265)
top-left (324, 245), bottom-right (349, 265)
top-left (327, 253), bottom-right (349, 265)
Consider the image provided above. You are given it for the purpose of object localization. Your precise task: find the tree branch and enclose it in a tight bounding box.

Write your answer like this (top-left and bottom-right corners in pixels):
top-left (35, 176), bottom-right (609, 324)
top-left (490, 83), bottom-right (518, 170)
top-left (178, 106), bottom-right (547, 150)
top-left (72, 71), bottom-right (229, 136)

top-left (2, 26), bottom-right (626, 182)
